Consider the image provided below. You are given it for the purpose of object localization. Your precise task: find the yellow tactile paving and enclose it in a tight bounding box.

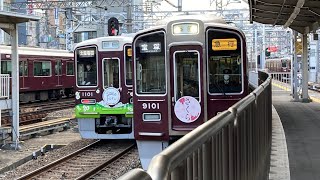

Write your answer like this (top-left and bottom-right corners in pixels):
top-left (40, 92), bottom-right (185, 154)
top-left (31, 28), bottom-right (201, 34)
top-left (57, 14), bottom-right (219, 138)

top-left (272, 82), bottom-right (320, 103)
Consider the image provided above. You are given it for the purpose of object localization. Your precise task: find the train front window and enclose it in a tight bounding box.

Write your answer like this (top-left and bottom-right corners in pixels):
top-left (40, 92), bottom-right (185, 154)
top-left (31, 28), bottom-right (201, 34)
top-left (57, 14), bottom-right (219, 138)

top-left (76, 47), bottom-right (97, 86)
top-left (174, 51), bottom-right (200, 101)
top-left (207, 29), bottom-right (242, 94)
top-left (135, 31), bottom-right (166, 94)
top-left (103, 58), bottom-right (120, 88)
top-left (125, 46), bottom-right (132, 86)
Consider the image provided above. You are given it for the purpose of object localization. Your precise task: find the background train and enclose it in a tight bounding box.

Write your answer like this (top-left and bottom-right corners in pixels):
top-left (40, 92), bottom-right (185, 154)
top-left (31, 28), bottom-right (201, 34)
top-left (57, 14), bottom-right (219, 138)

top-left (132, 14), bottom-right (249, 169)
top-left (265, 57), bottom-right (291, 72)
top-left (74, 36), bottom-right (134, 139)
top-left (0, 45), bottom-right (74, 102)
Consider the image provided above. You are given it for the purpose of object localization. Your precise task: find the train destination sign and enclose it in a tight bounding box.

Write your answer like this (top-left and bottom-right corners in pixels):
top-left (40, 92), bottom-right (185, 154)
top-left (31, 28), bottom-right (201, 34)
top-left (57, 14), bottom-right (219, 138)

top-left (102, 41), bottom-right (120, 49)
top-left (212, 38), bottom-right (237, 51)
top-left (139, 42), bottom-right (161, 53)
top-left (172, 23), bottom-right (199, 35)
top-left (78, 49), bottom-right (95, 57)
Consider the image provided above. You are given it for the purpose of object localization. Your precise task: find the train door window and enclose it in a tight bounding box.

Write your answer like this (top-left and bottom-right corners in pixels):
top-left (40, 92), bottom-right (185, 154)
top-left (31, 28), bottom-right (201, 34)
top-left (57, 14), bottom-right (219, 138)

top-left (1, 61), bottom-right (11, 75)
top-left (19, 61), bottom-right (28, 76)
top-left (207, 29), bottom-right (243, 94)
top-left (66, 61), bottom-right (74, 76)
top-left (76, 47), bottom-right (97, 86)
top-left (134, 31), bottom-right (166, 94)
top-left (34, 61), bottom-right (51, 76)
top-left (174, 51), bottom-right (200, 101)
top-left (55, 60), bottom-right (62, 76)
top-left (124, 46), bottom-right (132, 86)
top-left (103, 58), bottom-right (120, 88)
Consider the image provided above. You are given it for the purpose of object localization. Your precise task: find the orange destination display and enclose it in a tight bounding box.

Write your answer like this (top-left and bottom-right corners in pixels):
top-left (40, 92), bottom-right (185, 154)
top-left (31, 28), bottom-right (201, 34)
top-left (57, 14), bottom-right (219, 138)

top-left (212, 38), bottom-right (237, 51)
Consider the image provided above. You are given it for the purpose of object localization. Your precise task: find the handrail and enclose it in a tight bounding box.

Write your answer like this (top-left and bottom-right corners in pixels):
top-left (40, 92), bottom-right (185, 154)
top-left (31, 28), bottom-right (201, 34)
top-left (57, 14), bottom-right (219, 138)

top-left (0, 74), bottom-right (10, 99)
top-left (119, 71), bottom-right (272, 180)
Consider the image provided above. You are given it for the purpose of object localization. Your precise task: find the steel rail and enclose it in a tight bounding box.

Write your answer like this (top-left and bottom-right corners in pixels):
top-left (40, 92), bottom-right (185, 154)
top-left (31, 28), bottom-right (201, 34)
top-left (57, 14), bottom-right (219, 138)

top-left (16, 140), bottom-right (101, 180)
top-left (75, 144), bottom-right (136, 180)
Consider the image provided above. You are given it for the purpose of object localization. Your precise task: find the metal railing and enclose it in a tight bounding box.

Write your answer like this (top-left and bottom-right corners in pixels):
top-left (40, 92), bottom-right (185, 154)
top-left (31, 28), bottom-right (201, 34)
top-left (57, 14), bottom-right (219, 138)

top-left (119, 72), bottom-right (272, 180)
top-left (0, 74), bottom-right (10, 99)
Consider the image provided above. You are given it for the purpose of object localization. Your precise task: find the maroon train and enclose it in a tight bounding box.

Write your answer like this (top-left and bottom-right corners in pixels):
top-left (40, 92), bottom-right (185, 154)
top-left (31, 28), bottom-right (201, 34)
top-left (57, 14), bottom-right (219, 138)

top-left (132, 14), bottom-right (249, 169)
top-left (0, 45), bottom-right (74, 102)
top-left (265, 57), bottom-right (291, 72)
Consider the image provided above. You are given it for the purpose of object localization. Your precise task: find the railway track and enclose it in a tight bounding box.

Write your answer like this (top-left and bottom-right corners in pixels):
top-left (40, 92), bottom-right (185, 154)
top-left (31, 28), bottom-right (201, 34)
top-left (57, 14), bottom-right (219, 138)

top-left (1, 99), bottom-right (75, 126)
top-left (17, 140), bottom-right (136, 180)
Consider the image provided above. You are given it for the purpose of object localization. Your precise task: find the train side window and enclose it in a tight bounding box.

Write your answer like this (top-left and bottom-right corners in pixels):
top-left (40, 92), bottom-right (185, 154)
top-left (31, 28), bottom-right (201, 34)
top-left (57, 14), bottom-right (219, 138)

top-left (66, 62), bottom-right (74, 75)
top-left (207, 29), bottom-right (242, 94)
top-left (19, 61), bottom-right (28, 76)
top-left (34, 61), bottom-right (51, 76)
top-left (1, 61), bottom-right (12, 75)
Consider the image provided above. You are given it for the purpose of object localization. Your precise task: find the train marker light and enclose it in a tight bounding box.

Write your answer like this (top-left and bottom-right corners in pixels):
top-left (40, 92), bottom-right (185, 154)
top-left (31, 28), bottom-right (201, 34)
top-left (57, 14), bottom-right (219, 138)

top-left (81, 99), bottom-right (96, 104)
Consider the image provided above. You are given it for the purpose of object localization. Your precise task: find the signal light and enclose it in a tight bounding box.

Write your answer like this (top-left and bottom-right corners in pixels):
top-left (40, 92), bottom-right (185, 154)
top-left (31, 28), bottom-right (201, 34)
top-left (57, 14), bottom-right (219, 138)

top-left (108, 17), bottom-right (119, 36)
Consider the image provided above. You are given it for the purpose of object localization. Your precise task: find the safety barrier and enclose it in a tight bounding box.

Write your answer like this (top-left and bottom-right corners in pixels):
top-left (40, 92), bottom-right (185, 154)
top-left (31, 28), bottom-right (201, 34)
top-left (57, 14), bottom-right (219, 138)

top-left (119, 72), bottom-right (272, 180)
top-left (0, 74), bottom-right (10, 99)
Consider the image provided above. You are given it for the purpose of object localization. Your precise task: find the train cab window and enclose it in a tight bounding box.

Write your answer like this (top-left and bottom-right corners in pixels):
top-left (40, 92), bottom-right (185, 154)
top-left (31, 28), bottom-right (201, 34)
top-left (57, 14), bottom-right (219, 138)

top-left (103, 58), bottom-right (120, 88)
top-left (1, 61), bottom-right (11, 75)
top-left (66, 62), bottom-right (74, 75)
top-left (34, 61), bottom-right (51, 76)
top-left (135, 31), bottom-right (166, 94)
top-left (125, 46), bottom-right (132, 86)
top-left (207, 29), bottom-right (242, 94)
top-left (55, 60), bottom-right (62, 76)
top-left (76, 47), bottom-right (97, 86)
top-left (19, 61), bottom-right (28, 76)
top-left (174, 51), bottom-right (200, 101)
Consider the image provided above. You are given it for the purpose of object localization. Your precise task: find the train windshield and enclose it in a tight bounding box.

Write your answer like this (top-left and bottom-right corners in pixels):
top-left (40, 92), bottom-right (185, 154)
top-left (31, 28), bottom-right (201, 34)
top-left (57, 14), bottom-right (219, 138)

top-left (135, 31), bottom-right (166, 94)
top-left (76, 47), bottom-right (97, 86)
top-left (125, 46), bottom-right (132, 86)
top-left (103, 58), bottom-right (120, 88)
top-left (207, 29), bottom-right (242, 94)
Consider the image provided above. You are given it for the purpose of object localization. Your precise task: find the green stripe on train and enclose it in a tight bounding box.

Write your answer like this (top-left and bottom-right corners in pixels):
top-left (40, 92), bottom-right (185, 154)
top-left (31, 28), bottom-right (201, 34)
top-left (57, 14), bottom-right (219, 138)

top-left (75, 103), bottom-right (133, 118)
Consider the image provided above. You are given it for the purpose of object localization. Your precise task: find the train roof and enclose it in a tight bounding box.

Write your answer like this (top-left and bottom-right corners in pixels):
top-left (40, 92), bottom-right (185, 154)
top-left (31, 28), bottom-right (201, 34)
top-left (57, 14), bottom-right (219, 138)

top-left (156, 14), bottom-right (227, 26)
top-left (0, 45), bottom-right (73, 57)
top-left (74, 35), bottom-right (134, 51)
top-left (134, 14), bottom-right (245, 38)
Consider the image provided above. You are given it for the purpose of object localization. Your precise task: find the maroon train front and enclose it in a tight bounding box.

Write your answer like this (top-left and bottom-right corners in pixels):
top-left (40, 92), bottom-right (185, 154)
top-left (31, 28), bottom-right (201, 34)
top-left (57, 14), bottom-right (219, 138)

top-left (0, 45), bottom-right (74, 102)
top-left (132, 14), bottom-right (249, 169)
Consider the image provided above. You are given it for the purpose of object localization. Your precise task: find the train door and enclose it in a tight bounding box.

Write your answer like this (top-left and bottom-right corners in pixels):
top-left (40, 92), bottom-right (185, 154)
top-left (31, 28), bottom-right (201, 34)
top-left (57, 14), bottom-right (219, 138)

top-left (170, 45), bottom-right (204, 131)
top-left (19, 60), bottom-right (28, 89)
top-left (55, 60), bottom-right (62, 86)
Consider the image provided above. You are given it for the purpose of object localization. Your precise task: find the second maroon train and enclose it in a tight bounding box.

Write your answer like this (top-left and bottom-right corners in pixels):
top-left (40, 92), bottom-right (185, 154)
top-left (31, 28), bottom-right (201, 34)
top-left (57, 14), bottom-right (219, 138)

top-left (1, 46), bottom-right (74, 102)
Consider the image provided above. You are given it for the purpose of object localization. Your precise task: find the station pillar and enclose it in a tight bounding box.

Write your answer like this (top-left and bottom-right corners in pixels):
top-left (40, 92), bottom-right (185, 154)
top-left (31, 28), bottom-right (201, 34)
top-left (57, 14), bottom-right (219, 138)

top-left (302, 33), bottom-right (309, 102)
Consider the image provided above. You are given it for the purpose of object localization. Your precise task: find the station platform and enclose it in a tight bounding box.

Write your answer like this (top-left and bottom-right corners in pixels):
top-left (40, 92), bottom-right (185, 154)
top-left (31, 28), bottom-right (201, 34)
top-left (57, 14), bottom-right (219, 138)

top-left (272, 83), bottom-right (320, 180)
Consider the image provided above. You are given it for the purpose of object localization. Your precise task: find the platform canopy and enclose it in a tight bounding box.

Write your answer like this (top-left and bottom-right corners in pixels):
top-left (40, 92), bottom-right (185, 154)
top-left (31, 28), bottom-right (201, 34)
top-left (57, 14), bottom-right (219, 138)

top-left (249, 0), bottom-right (320, 34)
top-left (0, 11), bottom-right (40, 31)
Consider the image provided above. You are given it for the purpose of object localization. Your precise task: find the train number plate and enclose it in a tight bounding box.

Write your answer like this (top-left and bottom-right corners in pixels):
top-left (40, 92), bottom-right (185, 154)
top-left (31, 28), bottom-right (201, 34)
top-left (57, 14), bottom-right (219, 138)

top-left (142, 102), bottom-right (160, 110)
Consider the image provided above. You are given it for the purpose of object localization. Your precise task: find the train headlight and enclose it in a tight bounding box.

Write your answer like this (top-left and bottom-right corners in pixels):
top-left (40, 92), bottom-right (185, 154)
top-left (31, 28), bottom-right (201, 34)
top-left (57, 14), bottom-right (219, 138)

top-left (143, 113), bottom-right (161, 122)
top-left (96, 89), bottom-right (100, 94)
